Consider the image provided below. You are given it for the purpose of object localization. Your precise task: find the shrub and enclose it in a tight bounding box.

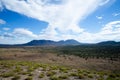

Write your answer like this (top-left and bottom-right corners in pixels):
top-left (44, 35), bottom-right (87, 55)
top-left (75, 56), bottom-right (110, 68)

top-left (28, 73), bottom-right (33, 76)
top-left (59, 67), bottom-right (68, 73)
top-left (19, 71), bottom-right (29, 75)
top-left (77, 69), bottom-right (84, 74)
top-left (13, 66), bottom-right (22, 73)
top-left (88, 74), bottom-right (94, 78)
top-left (69, 72), bottom-right (78, 76)
top-left (46, 71), bottom-right (56, 76)
top-left (1, 72), bottom-right (14, 78)
top-left (39, 73), bottom-right (45, 78)
top-left (59, 75), bottom-right (68, 79)
top-left (42, 67), bottom-right (46, 71)
top-left (109, 74), bottom-right (116, 78)
top-left (11, 75), bottom-right (20, 80)
top-left (50, 66), bottom-right (59, 70)
top-left (106, 74), bottom-right (117, 80)
top-left (50, 76), bottom-right (60, 80)
top-left (116, 74), bottom-right (120, 77)
top-left (78, 74), bottom-right (84, 79)
top-left (25, 76), bottom-right (33, 80)
top-left (106, 77), bottom-right (115, 80)
top-left (83, 73), bottom-right (88, 76)
top-left (98, 77), bottom-right (104, 80)
top-left (27, 67), bottom-right (35, 72)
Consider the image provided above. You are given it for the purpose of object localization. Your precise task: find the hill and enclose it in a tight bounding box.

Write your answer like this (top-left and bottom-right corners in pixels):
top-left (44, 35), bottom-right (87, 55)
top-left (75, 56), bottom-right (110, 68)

top-left (97, 41), bottom-right (120, 46)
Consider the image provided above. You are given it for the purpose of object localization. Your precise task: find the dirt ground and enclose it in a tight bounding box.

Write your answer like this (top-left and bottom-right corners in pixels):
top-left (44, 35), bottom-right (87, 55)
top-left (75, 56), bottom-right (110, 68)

top-left (0, 47), bottom-right (120, 80)
top-left (0, 47), bottom-right (119, 72)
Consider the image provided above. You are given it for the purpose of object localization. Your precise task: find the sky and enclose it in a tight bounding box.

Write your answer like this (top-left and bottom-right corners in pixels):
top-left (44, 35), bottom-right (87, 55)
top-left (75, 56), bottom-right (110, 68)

top-left (0, 0), bottom-right (120, 44)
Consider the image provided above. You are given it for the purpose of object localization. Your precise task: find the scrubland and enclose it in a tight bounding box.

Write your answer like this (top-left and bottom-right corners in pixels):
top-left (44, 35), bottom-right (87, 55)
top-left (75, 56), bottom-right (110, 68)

top-left (0, 46), bottom-right (120, 80)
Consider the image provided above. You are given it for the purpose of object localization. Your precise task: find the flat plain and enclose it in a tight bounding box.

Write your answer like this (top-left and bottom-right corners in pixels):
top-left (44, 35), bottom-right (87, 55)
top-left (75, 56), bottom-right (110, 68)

top-left (0, 46), bottom-right (120, 80)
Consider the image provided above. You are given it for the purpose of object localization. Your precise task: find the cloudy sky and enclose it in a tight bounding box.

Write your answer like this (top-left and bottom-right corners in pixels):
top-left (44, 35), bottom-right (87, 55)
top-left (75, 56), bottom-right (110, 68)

top-left (0, 0), bottom-right (120, 44)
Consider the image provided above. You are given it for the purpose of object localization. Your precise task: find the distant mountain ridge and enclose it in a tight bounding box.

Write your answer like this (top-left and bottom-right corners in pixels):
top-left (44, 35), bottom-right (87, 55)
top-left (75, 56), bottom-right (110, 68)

top-left (97, 41), bottom-right (120, 46)
top-left (0, 40), bottom-right (120, 47)
top-left (23, 39), bottom-right (81, 46)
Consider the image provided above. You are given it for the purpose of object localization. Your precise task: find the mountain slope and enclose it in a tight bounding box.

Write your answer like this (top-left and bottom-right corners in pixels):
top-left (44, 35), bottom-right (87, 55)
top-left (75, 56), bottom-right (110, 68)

top-left (23, 39), bottom-right (81, 46)
top-left (97, 41), bottom-right (120, 46)
top-left (0, 40), bottom-right (120, 47)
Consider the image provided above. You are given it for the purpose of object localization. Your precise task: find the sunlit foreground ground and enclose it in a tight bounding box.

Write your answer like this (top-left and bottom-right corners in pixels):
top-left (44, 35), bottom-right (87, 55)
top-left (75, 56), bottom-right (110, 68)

top-left (0, 47), bottom-right (120, 80)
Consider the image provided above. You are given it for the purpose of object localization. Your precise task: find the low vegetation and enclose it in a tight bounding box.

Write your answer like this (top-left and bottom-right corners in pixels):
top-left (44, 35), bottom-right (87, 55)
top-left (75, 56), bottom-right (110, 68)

top-left (0, 46), bottom-right (120, 80)
top-left (0, 60), bottom-right (119, 80)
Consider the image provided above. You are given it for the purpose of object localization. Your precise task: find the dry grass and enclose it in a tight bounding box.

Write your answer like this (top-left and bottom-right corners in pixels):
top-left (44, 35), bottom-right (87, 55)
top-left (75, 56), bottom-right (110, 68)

top-left (0, 47), bottom-right (120, 80)
top-left (0, 47), bottom-right (120, 72)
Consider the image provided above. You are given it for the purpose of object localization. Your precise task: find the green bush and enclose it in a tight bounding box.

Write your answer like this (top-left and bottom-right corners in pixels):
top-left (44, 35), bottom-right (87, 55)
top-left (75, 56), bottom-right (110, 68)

top-left (59, 67), bottom-right (68, 73)
top-left (78, 74), bottom-right (84, 79)
top-left (27, 67), bottom-right (35, 72)
top-left (28, 73), bottom-right (33, 76)
top-left (59, 75), bottom-right (68, 79)
top-left (11, 75), bottom-right (21, 80)
top-left (50, 66), bottom-right (59, 70)
top-left (109, 74), bottom-right (116, 78)
top-left (106, 74), bottom-right (118, 80)
top-left (69, 72), bottom-right (78, 76)
top-left (50, 76), bottom-right (60, 80)
top-left (19, 71), bottom-right (30, 75)
top-left (88, 74), bottom-right (94, 78)
top-left (39, 73), bottom-right (45, 78)
top-left (25, 76), bottom-right (33, 80)
top-left (106, 77), bottom-right (115, 80)
top-left (1, 72), bottom-right (14, 78)
top-left (13, 66), bottom-right (22, 73)
top-left (46, 71), bottom-right (56, 76)
top-left (77, 69), bottom-right (84, 74)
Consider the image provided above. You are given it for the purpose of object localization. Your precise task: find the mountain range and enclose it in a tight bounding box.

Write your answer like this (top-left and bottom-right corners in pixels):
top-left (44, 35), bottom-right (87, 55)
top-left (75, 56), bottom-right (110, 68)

top-left (0, 39), bottom-right (120, 47)
top-left (22, 39), bottom-right (81, 46)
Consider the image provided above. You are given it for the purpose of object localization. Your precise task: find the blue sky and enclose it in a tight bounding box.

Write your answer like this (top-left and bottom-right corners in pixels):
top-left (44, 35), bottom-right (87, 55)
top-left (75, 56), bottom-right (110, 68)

top-left (0, 0), bottom-right (120, 44)
top-left (0, 9), bottom-right (48, 34)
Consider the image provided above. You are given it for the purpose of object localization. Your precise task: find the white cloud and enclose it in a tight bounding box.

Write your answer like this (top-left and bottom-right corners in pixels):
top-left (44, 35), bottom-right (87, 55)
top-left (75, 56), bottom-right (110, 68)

top-left (56, 21), bottom-right (120, 43)
top-left (2, 32), bottom-right (14, 38)
top-left (100, 21), bottom-right (120, 35)
top-left (3, 27), bottom-right (10, 31)
top-left (0, 21), bottom-right (120, 44)
top-left (0, 28), bottom-right (39, 44)
top-left (0, 0), bottom-right (105, 35)
top-left (99, 0), bottom-right (110, 6)
top-left (89, 21), bottom-right (120, 42)
top-left (0, 0), bottom-right (118, 44)
top-left (112, 13), bottom-right (120, 16)
top-left (13, 28), bottom-right (38, 38)
top-left (0, 19), bottom-right (6, 24)
top-left (96, 16), bottom-right (103, 20)
top-left (0, 1), bottom-right (3, 11)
